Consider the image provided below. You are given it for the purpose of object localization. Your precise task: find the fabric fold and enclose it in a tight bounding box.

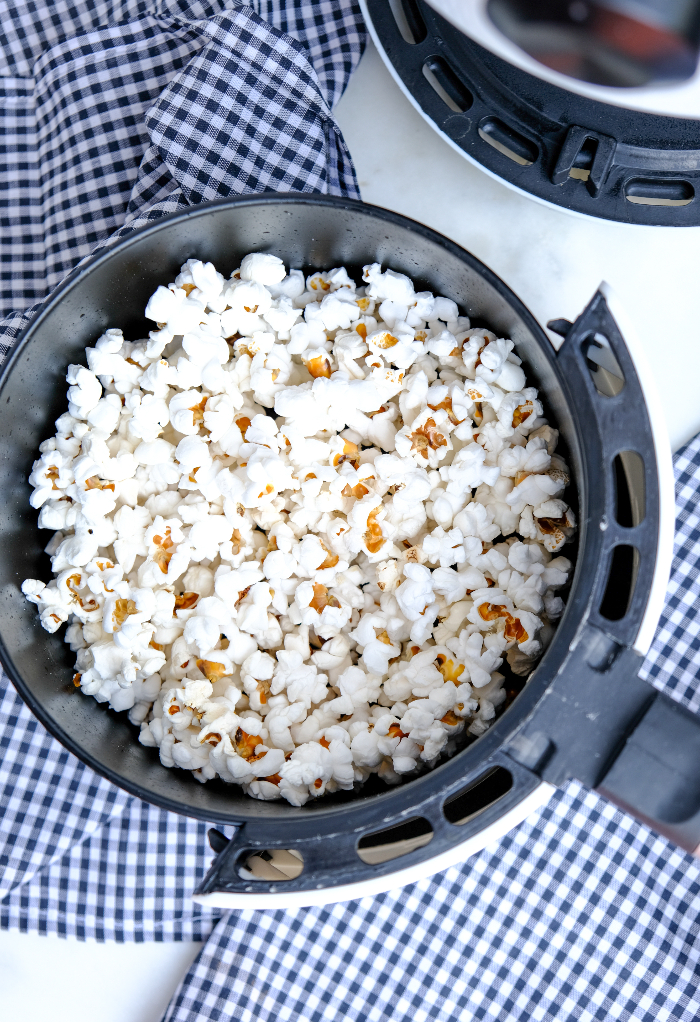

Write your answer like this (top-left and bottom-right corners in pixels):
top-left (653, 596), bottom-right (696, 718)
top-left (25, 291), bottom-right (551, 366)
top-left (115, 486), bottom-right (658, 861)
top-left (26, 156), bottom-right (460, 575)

top-left (0, 0), bottom-right (364, 318)
top-left (0, 679), bottom-right (131, 897)
top-left (137, 6), bottom-right (359, 205)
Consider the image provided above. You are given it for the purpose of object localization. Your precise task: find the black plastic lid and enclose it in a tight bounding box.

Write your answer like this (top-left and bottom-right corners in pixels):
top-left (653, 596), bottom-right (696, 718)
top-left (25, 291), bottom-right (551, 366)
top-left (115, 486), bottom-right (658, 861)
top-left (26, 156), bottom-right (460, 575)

top-left (366, 0), bottom-right (700, 225)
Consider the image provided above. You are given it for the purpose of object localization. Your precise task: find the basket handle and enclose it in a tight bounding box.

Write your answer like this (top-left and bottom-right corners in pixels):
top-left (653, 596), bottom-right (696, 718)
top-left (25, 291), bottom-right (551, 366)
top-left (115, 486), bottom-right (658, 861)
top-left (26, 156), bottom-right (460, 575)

top-left (193, 752), bottom-right (541, 901)
top-left (550, 288), bottom-right (672, 653)
top-left (597, 692), bottom-right (700, 856)
top-left (509, 290), bottom-right (695, 852)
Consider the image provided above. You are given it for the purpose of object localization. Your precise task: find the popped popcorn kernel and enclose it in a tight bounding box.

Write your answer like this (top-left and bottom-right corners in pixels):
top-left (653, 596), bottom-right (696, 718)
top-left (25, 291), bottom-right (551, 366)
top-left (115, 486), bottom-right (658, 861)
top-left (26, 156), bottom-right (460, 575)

top-left (24, 254), bottom-right (575, 803)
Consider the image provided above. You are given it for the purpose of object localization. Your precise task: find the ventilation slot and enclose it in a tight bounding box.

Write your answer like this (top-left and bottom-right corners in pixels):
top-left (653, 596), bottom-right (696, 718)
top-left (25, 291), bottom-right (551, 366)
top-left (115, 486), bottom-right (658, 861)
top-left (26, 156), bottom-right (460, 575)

top-left (614, 451), bottom-right (645, 528)
top-left (570, 136), bottom-right (598, 181)
top-left (422, 57), bottom-right (473, 114)
top-left (599, 545), bottom-right (638, 622)
top-left (237, 848), bottom-right (303, 881)
top-left (625, 179), bottom-right (694, 207)
top-left (357, 817), bottom-right (433, 864)
top-left (584, 333), bottom-right (625, 397)
top-left (478, 118), bottom-right (538, 166)
top-left (443, 767), bottom-right (513, 826)
top-left (388, 0), bottom-right (427, 44)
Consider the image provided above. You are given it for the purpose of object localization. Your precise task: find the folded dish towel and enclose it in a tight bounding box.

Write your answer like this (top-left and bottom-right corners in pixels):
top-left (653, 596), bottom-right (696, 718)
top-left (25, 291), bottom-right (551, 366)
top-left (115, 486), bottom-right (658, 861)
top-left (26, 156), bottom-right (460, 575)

top-left (2, 3), bottom-right (700, 1021)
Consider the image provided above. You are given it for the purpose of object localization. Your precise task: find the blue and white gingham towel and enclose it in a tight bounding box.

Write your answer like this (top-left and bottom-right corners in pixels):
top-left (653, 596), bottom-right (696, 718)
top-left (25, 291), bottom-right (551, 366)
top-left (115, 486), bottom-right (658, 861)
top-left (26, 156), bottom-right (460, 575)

top-left (3, 3), bottom-right (700, 1019)
top-left (0, 0), bottom-right (362, 352)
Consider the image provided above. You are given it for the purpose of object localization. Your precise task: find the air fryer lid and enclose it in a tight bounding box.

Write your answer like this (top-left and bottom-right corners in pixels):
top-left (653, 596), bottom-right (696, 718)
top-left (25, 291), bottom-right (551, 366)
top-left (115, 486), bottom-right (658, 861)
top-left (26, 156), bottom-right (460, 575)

top-left (430, 0), bottom-right (700, 93)
top-left (0, 196), bottom-right (690, 903)
top-left (362, 0), bottom-right (700, 226)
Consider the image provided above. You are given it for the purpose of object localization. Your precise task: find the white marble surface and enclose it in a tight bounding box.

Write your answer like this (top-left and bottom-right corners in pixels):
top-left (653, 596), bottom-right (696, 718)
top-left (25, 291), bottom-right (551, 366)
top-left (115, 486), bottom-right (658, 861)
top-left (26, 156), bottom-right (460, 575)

top-left (5, 39), bottom-right (700, 1022)
top-left (0, 929), bottom-right (201, 1022)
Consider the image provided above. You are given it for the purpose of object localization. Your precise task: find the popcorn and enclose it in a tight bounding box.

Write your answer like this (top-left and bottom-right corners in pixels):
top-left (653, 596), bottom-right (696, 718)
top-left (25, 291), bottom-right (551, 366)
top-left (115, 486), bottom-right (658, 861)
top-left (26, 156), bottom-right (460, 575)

top-left (169, 390), bottom-right (210, 436)
top-left (127, 393), bottom-right (170, 442)
top-left (394, 564), bottom-right (439, 644)
top-left (24, 254), bottom-right (575, 805)
top-left (305, 288), bottom-right (361, 332)
top-left (375, 559), bottom-right (400, 592)
top-left (441, 443), bottom-right (500, 494)
top-left (395, 408), bottom-right (453, 468)
top-left (423, 526), bottom-right (467, 568)
top-left (271, 650), bottom-right (328, 709)
top-left (66, 365), bottom-right (102, 419)
top-left (363, 264), bottom-right (415, 305)
top-left (292, 580), bottom-right (353, 639)
top-left (239, 252), bottom-right (286, 285)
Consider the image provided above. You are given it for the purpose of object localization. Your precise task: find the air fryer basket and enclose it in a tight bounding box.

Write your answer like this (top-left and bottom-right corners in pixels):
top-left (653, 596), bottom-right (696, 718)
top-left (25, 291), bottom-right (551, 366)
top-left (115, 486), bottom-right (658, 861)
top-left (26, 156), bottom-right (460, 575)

top-left (0, 196), bottom-right (686, 906)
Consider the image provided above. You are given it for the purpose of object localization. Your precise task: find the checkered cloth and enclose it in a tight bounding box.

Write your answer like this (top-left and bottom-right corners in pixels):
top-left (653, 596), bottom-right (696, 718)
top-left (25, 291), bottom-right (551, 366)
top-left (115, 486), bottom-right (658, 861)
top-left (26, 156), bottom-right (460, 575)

top-left (0, 0), bottom-right (363, 358)
top-left (3, 3), bottom-right (700, 1019)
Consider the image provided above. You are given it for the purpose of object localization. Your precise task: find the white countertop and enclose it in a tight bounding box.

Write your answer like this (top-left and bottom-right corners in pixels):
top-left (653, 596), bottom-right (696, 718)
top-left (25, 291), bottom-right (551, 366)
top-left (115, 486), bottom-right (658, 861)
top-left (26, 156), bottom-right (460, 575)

top-left (4, 39), bottom-right (700, 1022)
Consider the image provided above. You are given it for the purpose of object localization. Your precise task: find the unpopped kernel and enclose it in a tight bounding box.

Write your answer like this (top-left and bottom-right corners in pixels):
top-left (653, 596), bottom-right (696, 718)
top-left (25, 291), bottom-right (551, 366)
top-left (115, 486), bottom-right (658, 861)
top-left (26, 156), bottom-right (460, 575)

top-left (23, 256), bottom-right (575, 805)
